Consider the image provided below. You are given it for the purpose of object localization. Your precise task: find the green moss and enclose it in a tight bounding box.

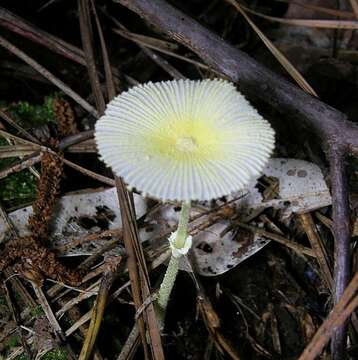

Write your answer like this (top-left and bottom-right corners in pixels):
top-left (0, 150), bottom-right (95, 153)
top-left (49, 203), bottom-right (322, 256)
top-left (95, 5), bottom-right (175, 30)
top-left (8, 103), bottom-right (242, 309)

top-left (0, 94), bottom-right (63, 206)
top-left (15, 355), bottom-right (29, 360)
top-left (4, 336), bottom-right (24, 359)
top-left (41, 349), bottom-right (68, 360)
top-left (0, 137), bottom-right (37, 206)
top-left (30, 305), bottom-right (44, 317)
top-left (6, 335), bottom-right (20, 349)
top-left (0, 170), bottom-right (37, 204)
top-left (8, 96), bottom-right (57, 128)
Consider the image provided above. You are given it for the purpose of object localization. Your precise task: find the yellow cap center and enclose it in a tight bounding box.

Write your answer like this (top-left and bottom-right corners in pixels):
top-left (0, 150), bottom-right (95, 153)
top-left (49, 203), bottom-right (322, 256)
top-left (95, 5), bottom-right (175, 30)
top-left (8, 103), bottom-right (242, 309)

top-left (175, 136), bottom-right (198, 152)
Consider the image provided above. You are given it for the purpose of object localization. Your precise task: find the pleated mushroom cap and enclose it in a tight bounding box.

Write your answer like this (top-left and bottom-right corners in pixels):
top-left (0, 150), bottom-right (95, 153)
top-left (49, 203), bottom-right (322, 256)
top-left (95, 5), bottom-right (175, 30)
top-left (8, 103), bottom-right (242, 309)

top-left (95, 79), bottom-right (275, 202)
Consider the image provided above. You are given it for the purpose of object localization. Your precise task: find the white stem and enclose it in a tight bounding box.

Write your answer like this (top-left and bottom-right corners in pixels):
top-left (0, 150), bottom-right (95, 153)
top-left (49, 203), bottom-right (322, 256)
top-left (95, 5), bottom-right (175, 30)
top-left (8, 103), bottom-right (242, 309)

top-left (174, 200), bottom-right (191, 248)
top-left (156, 201), bottom-right (192, 328)
top-left (157, 255), bottom-right (179, 312)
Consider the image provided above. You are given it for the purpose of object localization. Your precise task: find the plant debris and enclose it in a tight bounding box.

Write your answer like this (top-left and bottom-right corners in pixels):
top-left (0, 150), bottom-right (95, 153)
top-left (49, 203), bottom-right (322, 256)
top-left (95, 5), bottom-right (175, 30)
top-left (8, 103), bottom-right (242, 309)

top-left (1, 1), bottom-right (358, 359)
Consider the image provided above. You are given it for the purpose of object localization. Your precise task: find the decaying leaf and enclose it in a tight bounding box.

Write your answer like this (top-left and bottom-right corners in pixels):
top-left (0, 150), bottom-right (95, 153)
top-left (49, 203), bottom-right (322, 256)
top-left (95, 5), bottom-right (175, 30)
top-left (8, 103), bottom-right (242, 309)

top-left (189, 222), bottom-right (268, 276)
top-left (0, 159), bottom-right (331, 275)
top-left (259, 158), bottom-right (331, 216)
top-left (187, 158), bottom-right (330, 275)
top-left (146, 158), bottom-right (331, 276)
top-left (0, 188), bottom-right (147, 255)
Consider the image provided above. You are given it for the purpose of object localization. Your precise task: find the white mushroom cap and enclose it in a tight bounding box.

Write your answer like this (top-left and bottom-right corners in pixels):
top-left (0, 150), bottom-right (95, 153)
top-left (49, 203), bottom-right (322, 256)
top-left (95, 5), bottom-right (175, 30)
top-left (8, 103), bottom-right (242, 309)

top-left (95, 79), bottom-right (275, 202)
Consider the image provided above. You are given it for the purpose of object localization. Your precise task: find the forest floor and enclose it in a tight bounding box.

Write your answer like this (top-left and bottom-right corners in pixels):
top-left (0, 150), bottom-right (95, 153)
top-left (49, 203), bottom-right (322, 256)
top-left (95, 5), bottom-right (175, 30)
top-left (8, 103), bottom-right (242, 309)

top-left (1, 1), bottom-right (358, 359)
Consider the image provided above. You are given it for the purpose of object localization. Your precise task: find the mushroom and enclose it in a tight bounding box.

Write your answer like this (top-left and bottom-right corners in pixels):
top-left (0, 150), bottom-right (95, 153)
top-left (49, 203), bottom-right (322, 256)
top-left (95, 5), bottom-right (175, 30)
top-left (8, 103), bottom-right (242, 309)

top-left (95, 79), bottom-right (275, 325)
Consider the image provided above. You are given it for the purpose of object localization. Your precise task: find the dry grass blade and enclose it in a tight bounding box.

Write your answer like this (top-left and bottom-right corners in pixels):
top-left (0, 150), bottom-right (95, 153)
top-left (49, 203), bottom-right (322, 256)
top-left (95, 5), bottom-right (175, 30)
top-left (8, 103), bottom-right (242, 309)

top-left (115, 177), bottom-right (165, 360)
top-left (63, 157), bottom-right (115, 186)
top-left (0, 129), bottom-right (42, 147)
top-left (64, 281), bottom-right (130, 337)
top-left (55, 281), bottom-right (100, 319)
top-left (90, 0), bottom-right (116, 100)
top-left (0, 204), bottom-right (18, 238)
top-left (315, 211), bottom-right (333, 231)
top-left (299, 213), bottom-right (333, 290)
top-left (299, 271), bottom-right (358, 359)
top-left (236, 221), bottom-right (316, 258)
top-left (79, 260), bottom-right (122, 360)
top-left (275, 0), bottom-right (355, 19)
top-left (0, 6), bottom-right (85, 65)
top-left (0, 151), bottom-right (42, 180)
top-left (65, 139), bottom-right (96, 153)
top-left (224, 0), bottom-right (317, 97)
top-left (0, 144), bottom-right (39, 158)
top-left (349, 0), bottom-right (358, 19)
top-left (0, 128), bottom-right (41, 179)
top-left (111, 17), bottom-right (185, 80)
top-left (58, 129), bottom-right (94, 150)
top-left (3, 269), bottom-right (37, 308)
top-left (65, 310), bottom-right (92, 338)
top-left (240, 4), bottom-right (358, 29)
top-left (116, 325), bottom-right (140, 360)
top-left (140, 45), bottom-right (185, 79)
top-left (3, 281), bottom-right (33, 359)
top-left (112, 28), bottom-right (214, 72)
top-left (0, 35), bottom-right (98, 117)
top-left (32, 283), bottom-right (75, 359)
top-left (78, 0), bottom-right (106, 113)
top-left (0, 108), bottom-right (40, 143)
top-left (198, 296), bottom-right (242, 360)
top-left (193, 272), bottom-right (241, 360)
top-left (111, 23), bottom-right (178, 52)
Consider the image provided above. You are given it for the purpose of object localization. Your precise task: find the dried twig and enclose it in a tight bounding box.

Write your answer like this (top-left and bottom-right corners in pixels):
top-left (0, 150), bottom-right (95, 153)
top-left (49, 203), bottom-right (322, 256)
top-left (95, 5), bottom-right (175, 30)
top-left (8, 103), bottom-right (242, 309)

top-left (0, 7), bottom-right (86, 65)
top-left (224, 0), bottom-right (317, 96)
top-left (329, 148), bottom-right (351, 358)
top-left (58, 130), bottom-right (94, 151)
top-left (62, 157), bottom-right (115, 186)
top-left (115, 178), bottom-right (165, 360)
top-left (236, 3), bottom-right (358, 29)
top-left (90, 0), bottom-right (116, 99)
top-left (0, 108), bottom-right (40, 144)
top-left (32, 283), bottom-right (75, 359)
top-left (78, 0), bottom-right (106, 112)
top-left (116, 325), bottom-right (140, 360)
top-left (79, 258), bottom-right (122, 360)
top-left (0, 151), bottom-right (42, 180)
top-left (236, 221), bottom-right (316, 258)
top-left (194, 270), bottom-right (241, 360)
top-left (299, 213), bottom-right (333, 290)
top-left (0, 35), bottom-right (98, 117)
top-left (298, 271), bottom-right (358, 360)
top-left (347, 0), bottom-right (358, 19)
top-left (3, 282), bottom-right (33, 359)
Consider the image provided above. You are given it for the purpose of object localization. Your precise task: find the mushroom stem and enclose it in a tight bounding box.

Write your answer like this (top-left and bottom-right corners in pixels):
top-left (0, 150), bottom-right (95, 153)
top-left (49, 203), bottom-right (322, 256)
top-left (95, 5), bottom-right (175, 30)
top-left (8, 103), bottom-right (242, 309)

top-left (156, 255), bottom-right (180, 327)
top-left (174, 200), bottom-right (191, 248)
top-left (156, 201), bottom-right (192, 328)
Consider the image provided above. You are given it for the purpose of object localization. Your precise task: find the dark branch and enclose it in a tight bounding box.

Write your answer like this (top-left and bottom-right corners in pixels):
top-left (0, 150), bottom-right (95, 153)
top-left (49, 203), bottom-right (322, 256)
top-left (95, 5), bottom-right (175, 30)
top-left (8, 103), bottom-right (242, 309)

top-left (114, 0), bottom-right (358, 151)
top-left (329, 148), bottom-right (351, 360)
